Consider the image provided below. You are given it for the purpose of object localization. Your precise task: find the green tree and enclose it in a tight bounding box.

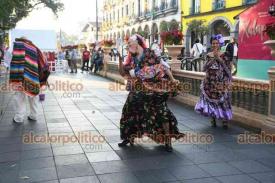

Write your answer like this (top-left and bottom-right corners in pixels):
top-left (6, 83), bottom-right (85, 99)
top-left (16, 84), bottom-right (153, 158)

top-left (187, 19), bottom-right (210, 39)
top-left (160, 21), bottom-right (168, 33)
top-left (0, 0), bottom-right (64, 45)
top-left (169, 20), bottom-right (179, 31)
top-left (0, 0), bottom-right (63, 30)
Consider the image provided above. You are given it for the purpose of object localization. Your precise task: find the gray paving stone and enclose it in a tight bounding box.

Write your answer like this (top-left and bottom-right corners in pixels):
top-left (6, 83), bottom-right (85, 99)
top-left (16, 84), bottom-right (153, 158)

top-left (228, 160), bottom-right (273, 173)
top-left (0, 171), bottom-right (19, 183)
top-left (215, 174), bottom-right (259, 183)
top-left (21, 148), bottom-right (53, 160)
top-left (86, 151), bottom-right (121, 163)
top-left (60, 176), bottom-right (100, 183)
top-left (52, 145), bottom-right (84, 156)
top-left (184, 178), bottom-right (220, 183)
top-left (234, 148), bottom-right (274, 159)
top-left (22, 143), bottom-right (52, 151)
top-left (169, 165), bottom-right (211, 180)
top-left (55, 154), bottom-right (89, 166)
top-left (98, 172), bottom-right (140, 183)
top-left (37, 180), bottom-right (59, 183)
top-left (0, 151), bottom-right (20, 163)
top-left (18, 167), bottom-right (57, 183)
top-left (91, 160), bottom-right (129, 174)
top-left (134, 169), bottom-right (178, 183)
top-left (48, 126), bottom-right (73, 133)
top-left (20, 157), bottom-right (55, 170)
top-left (256, 158), bottom-right (275, 170)
top-left (183, 151), bottom-right (224, 164)
top-left (198, 162), bottom-right (242, 176)
top-left (249, 171), bottom-right (275, 183)
top-left (56, 163), bottom-right (95, 179)
top-left (0, 137), bottom-right (22, 145)
top-left (0, 143), bottom-right (22, 153)
top-left (46, 118), bottom-right (68, 123)
top-left (152, 154), bottom-right (194, 168)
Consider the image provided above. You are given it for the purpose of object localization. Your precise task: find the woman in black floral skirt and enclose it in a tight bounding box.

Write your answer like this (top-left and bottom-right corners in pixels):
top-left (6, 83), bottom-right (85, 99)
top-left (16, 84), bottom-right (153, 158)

top-left (118, 34), bottom-right (184, 152)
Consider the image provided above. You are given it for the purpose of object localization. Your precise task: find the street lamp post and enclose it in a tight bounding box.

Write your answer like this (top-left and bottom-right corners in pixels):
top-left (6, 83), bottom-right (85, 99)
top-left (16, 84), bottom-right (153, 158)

top-left (96, 0), bottom-right (99, 41)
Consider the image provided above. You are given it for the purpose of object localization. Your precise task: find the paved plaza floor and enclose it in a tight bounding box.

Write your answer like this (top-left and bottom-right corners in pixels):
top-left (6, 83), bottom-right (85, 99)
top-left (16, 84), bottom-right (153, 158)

top-left (0, 73), bottom-right (275, 183)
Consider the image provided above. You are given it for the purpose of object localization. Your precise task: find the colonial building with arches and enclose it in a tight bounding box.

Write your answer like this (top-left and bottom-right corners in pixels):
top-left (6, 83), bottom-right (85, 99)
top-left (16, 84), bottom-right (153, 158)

top-left (181, 0), bottom-right (258, 53)
top-left (102, 0), bottom-right (182, 48)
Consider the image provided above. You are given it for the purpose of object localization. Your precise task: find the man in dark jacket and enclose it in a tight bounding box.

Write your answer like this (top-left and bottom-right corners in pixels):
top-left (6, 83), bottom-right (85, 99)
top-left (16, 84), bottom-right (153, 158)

top-left (225, 37), bottom-right (238, 75)
top-left (93, 47), bottom-right (104, 74)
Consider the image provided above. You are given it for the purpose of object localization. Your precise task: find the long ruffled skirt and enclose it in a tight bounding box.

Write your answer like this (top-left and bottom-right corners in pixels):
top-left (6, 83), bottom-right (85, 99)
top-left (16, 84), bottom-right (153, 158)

top-left (195, 92), bottom-right (233, 121)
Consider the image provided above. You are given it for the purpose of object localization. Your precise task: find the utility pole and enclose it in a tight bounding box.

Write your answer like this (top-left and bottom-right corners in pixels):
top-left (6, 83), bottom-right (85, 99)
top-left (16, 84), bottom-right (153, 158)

top-left (96, 0), bottom-right (99, 41)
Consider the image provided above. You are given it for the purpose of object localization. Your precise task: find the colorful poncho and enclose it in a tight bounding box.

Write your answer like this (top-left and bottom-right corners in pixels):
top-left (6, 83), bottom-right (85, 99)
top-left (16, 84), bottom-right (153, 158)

top-left (10, 39), bottom-right (43, 97)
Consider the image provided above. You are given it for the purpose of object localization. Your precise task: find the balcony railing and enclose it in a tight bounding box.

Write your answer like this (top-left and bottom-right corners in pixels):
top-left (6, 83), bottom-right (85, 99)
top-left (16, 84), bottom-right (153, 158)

top-left (151, 0), bottom-right (178, 17)
top-left (212, 0), bottom-right (226, 10)
top-left (160, 2), bottom-right (168, 11)
top-left (242, 0), bottom-right (257, 5)
top-left (169, 0), bottom-right (178, 8)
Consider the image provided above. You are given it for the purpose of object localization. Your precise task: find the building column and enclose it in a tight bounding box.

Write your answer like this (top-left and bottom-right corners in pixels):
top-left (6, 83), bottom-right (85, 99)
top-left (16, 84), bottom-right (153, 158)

top-left (184, 34), bottom-right (191, 55)
top-left (262, 67), bottom-right (275, 133)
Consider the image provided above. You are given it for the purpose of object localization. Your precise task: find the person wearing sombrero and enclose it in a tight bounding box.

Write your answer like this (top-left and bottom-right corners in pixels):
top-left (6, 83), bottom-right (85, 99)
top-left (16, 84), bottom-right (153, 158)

top-left (117, 34), bottom-right (184, 152)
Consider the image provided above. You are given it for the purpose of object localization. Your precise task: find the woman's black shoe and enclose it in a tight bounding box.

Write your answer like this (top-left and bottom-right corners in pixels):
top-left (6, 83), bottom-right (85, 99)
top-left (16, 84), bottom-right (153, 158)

top-left (223, 121), bottom-right (228, 129)
top-left (165, 144), bottom-right (173, 152)
top-left (118, 139), bottom-right (134, 147)
top-left (211, 119), bottom-right (217, 127)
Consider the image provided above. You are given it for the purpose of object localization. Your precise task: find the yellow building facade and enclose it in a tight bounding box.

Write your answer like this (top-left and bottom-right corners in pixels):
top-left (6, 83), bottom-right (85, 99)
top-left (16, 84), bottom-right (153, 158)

top-left (181, 0), bottom-right (258, 52)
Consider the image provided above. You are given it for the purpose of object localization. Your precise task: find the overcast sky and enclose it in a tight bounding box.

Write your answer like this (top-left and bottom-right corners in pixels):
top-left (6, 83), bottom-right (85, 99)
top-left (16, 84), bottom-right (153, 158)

top-left (16, 0), bottom-right (103, 35)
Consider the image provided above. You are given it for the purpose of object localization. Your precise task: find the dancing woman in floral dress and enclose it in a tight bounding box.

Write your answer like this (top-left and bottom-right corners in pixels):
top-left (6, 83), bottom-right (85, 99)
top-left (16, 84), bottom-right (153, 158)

top-left (195, 35), bottom-right (233, 128)
top-left (118, 34), bottom-right (184, 151)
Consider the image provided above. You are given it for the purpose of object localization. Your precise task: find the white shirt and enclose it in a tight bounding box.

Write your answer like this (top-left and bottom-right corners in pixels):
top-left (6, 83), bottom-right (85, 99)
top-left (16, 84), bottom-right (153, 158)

top-left (191, 43), bottom-right (204, 58)
top-left (233, 44), bottom-right (238, 57)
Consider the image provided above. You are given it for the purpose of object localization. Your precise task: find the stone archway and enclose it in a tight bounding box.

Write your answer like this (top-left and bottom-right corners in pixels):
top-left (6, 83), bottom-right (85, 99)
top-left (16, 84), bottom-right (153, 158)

top-left (169, 19), bottom-right (179, 31)
top-left (209, 17), bottom-right (233, 39)
top-left (131, 28), bottom-right (136, 35)
top-left (144, 25), bottom-right (150, 39)
top-left (137, 26), bottom-right (142, 34)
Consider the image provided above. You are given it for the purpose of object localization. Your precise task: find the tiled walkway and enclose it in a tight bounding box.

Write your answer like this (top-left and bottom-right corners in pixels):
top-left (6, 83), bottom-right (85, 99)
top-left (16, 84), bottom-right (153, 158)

top-left (0, 73), bottom-right (275, 183)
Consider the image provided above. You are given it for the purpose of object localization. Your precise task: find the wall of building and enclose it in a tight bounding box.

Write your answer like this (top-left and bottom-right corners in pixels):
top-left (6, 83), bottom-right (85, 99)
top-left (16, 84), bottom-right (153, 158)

top-left (102, 0), bottom-right (181, 47)
top-left (181, 0), bottom-right (256, 52)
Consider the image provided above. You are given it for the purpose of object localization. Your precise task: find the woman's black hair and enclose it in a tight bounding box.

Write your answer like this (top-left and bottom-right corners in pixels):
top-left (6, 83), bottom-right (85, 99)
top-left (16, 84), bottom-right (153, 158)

top-left (210, 36), bottom-right (219, 44)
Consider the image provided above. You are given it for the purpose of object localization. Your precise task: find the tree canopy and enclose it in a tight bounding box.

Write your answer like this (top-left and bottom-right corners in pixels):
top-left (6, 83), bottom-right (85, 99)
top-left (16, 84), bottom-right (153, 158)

top-left (0, 0), bottom-right (64, 31)
top-left (187, 20), bottom-right (210, 38)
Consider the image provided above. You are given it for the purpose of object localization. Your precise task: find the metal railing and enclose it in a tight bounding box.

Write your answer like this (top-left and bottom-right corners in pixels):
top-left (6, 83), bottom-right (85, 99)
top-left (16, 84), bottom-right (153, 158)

top-left (212, 0), bottom-right (226, 10)
top-left (173, 69), bottom-right (269, 116)
top-left (242, 0), bottom-right (257, 5)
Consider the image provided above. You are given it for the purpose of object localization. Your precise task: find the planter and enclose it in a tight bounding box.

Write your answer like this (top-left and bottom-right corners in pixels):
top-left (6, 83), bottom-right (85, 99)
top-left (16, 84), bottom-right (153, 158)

top-left (165, 45), bottom-right (183, 70)
top-left (264, 40), bottom-right (275, 57)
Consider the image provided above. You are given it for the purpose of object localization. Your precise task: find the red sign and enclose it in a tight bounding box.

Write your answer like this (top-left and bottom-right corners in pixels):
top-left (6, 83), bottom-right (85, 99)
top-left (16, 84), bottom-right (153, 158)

top-left (238, 0), bottom-right (275, 60)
